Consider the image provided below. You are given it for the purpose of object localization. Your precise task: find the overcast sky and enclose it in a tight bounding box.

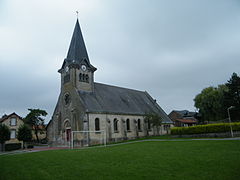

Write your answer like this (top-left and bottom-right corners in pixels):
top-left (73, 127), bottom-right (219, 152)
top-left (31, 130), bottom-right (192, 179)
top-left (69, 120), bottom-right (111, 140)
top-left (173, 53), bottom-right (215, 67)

top-left (1, 0), bottom-right (240, 123)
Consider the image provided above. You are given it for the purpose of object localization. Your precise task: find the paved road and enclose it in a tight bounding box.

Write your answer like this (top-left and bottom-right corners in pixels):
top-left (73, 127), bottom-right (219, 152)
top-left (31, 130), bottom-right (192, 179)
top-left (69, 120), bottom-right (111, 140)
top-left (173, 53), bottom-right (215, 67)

top-left (1, 137), bottom-right (240, 156)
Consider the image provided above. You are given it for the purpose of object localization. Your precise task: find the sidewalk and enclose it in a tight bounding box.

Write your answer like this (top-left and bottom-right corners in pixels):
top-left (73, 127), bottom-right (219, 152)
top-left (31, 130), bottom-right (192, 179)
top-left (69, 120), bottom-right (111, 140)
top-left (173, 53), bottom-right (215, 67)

top-left (0, 146), bottom-right (69, 156)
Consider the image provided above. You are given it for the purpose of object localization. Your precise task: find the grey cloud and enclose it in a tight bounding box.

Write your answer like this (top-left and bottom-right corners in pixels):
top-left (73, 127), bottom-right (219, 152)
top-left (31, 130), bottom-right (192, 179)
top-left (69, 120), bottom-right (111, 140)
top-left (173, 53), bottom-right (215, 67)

top-left (1, 0), bottom-right (240, 122)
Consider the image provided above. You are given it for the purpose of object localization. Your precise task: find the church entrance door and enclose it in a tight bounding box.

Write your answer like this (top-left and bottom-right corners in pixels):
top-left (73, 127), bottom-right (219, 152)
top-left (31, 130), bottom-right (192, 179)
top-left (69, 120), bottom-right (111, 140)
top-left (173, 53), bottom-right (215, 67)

top-left (66, 128), bottom-right (71, 142)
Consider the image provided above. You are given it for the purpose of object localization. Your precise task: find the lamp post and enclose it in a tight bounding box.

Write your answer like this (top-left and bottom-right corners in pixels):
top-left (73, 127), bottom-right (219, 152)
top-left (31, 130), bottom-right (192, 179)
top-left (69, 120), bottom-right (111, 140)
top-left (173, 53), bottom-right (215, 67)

top-left (227, 106), bottom-right (235, 138)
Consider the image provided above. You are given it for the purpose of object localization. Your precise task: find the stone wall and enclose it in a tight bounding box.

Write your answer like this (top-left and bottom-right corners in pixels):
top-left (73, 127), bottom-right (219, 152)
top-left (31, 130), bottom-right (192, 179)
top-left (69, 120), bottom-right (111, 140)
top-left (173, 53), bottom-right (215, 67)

top-left (88, 113), bottom-right (171, 142)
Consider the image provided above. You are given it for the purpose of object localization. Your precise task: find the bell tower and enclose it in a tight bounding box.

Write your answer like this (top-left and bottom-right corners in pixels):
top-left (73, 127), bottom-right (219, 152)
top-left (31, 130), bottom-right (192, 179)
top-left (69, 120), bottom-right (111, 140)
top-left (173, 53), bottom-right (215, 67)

top-left (58, 19), bottom-right (97, 92)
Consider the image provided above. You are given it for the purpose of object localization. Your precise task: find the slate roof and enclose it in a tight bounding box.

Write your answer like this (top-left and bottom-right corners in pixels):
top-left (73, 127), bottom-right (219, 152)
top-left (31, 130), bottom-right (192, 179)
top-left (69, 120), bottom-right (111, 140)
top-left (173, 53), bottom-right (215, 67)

top-left (78, 83), bottom-right (172, 123)
top-left (66, 19), bottom-right (89, 63)
top-left (173, 110), bottom-right (196, 117)
top-left (175, 118), bottom-right (197, 124)
top-left (60, 19), bottom-right (96, 72)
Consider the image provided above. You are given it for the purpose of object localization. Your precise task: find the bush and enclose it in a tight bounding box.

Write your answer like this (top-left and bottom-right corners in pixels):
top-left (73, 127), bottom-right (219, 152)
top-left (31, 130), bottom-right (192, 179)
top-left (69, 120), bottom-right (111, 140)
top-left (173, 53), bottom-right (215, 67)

top-left (171, 122), bottom-right (240, 135)
top-left (5, 143), bottom-right (21, 151)
top-left (40, 138), bottom-right (48, 144)
top-left (0, 124), bottom-right (10, 144)
top-left (27, 144), bottom-right (34, 149)
top-left (17, 124), bottom-right (32, 143)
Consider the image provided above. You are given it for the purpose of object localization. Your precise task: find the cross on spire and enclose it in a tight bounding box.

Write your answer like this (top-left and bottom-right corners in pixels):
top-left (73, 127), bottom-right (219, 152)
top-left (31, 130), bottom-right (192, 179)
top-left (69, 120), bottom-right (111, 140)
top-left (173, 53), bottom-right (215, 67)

top-left (76, 11), bottom-right (79, 19)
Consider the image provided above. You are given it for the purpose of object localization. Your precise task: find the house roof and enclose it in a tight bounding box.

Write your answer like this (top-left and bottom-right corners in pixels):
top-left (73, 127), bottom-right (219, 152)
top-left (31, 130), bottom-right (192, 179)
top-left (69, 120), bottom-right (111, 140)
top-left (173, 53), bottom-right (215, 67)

top-left (78, 82), bottom-right (172, 123)
top-left (175, 118), bottom-right (197, 124)
top-left (0, 112), bottom-right (23, 123)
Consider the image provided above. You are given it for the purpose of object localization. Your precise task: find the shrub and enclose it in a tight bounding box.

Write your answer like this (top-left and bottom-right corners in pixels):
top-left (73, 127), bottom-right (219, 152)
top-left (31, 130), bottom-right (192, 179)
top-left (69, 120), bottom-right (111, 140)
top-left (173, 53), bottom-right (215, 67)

top-left (17, 124), bottom-right (32, 149)
top-left (5, 143), bottom-right (21, 151)
top-left (171, 122), bottom-right (240, 135)
top-left (0, 124), bottom-right (10, 144)
top-left (40, 138), bottom-right (48, 144)
top-left (27, 144), bottom-right (34, 149)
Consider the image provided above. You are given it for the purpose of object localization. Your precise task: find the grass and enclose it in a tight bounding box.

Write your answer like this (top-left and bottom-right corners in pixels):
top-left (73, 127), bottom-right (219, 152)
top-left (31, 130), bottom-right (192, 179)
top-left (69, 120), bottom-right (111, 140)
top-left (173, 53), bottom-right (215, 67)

top-left (1, 140), bottom-right (240, 180)
top-left (105, 134), bottom-right (226, 145)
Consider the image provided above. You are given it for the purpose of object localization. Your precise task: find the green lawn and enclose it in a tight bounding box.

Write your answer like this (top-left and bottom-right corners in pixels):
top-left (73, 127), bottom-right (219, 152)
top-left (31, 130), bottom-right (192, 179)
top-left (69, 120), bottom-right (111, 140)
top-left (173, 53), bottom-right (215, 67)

top-left (1, 141), bottom-right (240, 180)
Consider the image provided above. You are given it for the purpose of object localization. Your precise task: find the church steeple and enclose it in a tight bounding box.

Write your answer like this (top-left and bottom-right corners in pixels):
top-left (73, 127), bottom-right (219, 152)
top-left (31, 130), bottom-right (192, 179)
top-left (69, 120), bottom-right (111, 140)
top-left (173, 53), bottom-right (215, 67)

top-left (66, 19), bottom-right (89, 64)
top-left (59, 19), bottom-right (96, 72)
top-left (60, 19), bottom-right (96, 92)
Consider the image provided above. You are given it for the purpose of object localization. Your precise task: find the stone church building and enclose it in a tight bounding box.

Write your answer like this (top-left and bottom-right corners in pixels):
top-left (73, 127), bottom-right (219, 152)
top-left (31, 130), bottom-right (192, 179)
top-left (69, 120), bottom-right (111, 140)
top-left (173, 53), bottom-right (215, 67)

top-left (47, 19), bottom-right (172, 146)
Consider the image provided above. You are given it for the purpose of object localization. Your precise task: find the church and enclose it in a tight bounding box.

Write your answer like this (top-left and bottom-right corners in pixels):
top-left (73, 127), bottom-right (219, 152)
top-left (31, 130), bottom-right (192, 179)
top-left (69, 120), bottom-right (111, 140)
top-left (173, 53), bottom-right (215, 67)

top-left (47, 19), bottom-right (172, 147)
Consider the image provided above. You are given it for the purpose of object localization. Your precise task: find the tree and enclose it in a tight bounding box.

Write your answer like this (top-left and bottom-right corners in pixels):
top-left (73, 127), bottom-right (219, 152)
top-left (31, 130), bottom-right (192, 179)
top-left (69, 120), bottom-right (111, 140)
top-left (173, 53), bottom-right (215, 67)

top-left (17, 124), bottom-right (32, 149)
top-left (24, 109), bottom-right (47, 143)
top-left (144, 113), bottom-right (162, 135)
top-left (224, 72), bottom-right (240, 121)
top-left (194, 85), bottom-right (228, 122)
top-left (0, 124), bottom-right (10, 151)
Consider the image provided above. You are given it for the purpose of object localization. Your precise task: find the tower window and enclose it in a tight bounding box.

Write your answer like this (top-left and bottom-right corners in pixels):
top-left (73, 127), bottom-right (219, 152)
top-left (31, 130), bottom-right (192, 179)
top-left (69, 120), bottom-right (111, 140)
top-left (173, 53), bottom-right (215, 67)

top-left (64, 74), bottom-right (70, 84)
top-left (83, 74), bottom-right (85, 81)
top-left (79, 73), bottom-right (89, 83)
top-left (79, 73), bottom-right (83, 81)
top-left (64, 93), bottom-right (71, 105)
top-left (95, 118), bottom-right (100, 131)
top-left (86, 74), bottom-right (89, 83)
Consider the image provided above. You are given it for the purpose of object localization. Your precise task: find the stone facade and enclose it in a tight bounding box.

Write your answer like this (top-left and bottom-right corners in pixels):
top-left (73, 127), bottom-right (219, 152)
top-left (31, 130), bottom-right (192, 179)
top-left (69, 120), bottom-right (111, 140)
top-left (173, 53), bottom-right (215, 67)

top-left (0, 113), bottom-right (24, 144)
top-left (87, 113), bottom-right (171, 141)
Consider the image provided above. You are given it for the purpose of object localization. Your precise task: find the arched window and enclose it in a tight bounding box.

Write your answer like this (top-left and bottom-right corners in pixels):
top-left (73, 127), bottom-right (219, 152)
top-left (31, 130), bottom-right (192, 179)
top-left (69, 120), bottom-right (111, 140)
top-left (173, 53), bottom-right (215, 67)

top-left (63, 120), bottom-right (71, 142)
top-left (95, 118), bottom-right (100, 131)
top-left (83, 74), bottom-right (85, 82)
top-left (126, 119), bottom-right (130, 131)
top-left (147, 119), bottom-right (151, 130)
top-left (137, 119), bottom-right (141, 131)
top-left (79, 73), bottom-right (82, 82)
top-left (64, 93), bottom-right (71, 105)
top-left (114, 118), bottom-right (118, 132)
top-left (86, 74), bottom-right (89, 83)
top-left (64, 120), bottom-right (71, 129)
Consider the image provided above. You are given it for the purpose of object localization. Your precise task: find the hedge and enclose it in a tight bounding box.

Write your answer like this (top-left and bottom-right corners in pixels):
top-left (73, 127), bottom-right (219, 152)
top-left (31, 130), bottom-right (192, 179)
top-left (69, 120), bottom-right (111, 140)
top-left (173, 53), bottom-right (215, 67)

top-left (5, 143), bottom-right (22, 151)
top-left (171, 122), bottom-right (240, 135)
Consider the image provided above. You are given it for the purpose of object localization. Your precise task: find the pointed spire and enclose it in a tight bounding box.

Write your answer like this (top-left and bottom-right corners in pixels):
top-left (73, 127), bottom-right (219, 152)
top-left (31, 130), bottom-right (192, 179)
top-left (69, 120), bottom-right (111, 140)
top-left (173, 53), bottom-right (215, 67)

top-left (66, 19), bottom-right (89, 63)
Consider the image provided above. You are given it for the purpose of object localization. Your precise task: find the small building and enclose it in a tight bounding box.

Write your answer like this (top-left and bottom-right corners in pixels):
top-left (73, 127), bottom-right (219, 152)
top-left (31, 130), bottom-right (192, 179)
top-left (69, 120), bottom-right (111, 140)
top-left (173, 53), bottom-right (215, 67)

top-left (168, 110), bottom-right (198, 127)
top-left (174, 117), bottom-right (198, 127)
top-left (0, 113), bottom-right (24, 144)
top-left (0, 112), bottom-right (47, 144)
